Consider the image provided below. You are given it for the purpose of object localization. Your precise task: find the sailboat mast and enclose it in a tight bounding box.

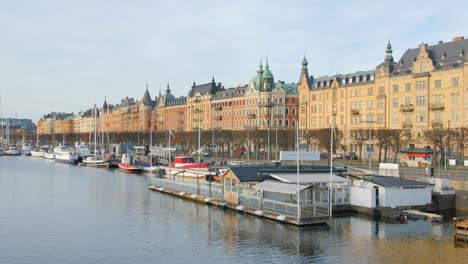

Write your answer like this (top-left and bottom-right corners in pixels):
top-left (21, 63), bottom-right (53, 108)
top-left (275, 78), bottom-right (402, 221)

top-left (94, 105), bottom-right (97, 155)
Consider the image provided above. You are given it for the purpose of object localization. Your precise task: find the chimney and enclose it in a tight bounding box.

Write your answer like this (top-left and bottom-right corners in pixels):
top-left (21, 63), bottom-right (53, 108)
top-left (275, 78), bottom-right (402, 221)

top-left (438, 40), bottom-right (443, 44)
top-left (453, 36), bottom-right (465, 42)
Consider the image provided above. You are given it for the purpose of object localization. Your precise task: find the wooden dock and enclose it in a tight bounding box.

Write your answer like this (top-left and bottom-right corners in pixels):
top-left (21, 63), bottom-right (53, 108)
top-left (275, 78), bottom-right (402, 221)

top-left (454, 217), bottom-right (468, 242)
top-left (404, 210), bottom-right (443, 221)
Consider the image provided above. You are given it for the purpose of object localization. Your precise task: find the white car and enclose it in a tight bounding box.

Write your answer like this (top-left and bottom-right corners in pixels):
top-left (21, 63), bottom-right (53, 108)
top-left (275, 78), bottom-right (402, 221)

top-left (332, 153), bottom-right (343, 159)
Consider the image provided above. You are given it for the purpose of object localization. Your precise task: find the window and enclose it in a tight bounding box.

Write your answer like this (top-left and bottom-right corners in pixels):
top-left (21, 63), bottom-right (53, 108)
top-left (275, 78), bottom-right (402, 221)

top-left (340, 115), bottom-right (344, 125)
top-left (416, 112), bottom-right (425, 123)
top-left (405, 83), bottom-right (411, 92)
top-left (319, 94), bottom-right (322, 100)
top-left (340, 91), bottom-right (344, 98)
top-left (378, 86), bottom-right (385, 95)
top-left (377, 99), bottom-right (384, 109)
top-left (326, 104), bottom-right (330, 112)
top-left (393, 98), bottom-right (399, 108)
top-left (405, 97), bottom-right (411, 105)
top-left (452, 93), bottom-right (460, 104)
top-left (416, 96), bottom-right (427, 106)
top-left (292, 108), bottom-right (296, 115)
top-left (351, 89), bottom-right (355, 97)
top-left (452, 77), bottom-right (459, 87)
top-left (392, 85), bottom-right (399, 93)
top-left (319, 104), bottom-right (322, 113)
top-left (420, 61), bottom-right (427, 72)
top-left (452, 109), bottom-right (460, 122)
top-left (326, 92), bottom-right (330, 100)
top-left (312, 94), bottom-right (316, 101)
top-left (368, 87), bottom-right (373, 96)
top-left (285, 108), bottom-right (289, 115)
top-left (416, 81), bottom-right (427, 90)
top-left (340, 103), bottom-right (344, 111)
top-left (393, 113), bottom-right (398, 125)
top-left (435, 80), bottom-right (442, 88)
top-left (377, 114), bottom-right (384, 124)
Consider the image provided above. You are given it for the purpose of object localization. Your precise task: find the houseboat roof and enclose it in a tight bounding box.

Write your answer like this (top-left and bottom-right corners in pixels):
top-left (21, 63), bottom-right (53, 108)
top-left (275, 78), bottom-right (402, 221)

top-left (254, 180), bottom-right (311, 194)
top-left (270, 173), bottom-right (349, 184)
top-left (365, 176), bottom-right (433, 187)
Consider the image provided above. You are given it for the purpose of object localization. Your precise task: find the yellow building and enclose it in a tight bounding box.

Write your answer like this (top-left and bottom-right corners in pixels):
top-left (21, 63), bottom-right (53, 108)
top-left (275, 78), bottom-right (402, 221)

top-left (298, 36), bottom-right (468, 153)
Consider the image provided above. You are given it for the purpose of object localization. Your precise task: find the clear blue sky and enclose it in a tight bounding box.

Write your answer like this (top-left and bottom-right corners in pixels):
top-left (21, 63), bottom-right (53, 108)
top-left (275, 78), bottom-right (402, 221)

top-left (1, 0), bottom-right (467, 122)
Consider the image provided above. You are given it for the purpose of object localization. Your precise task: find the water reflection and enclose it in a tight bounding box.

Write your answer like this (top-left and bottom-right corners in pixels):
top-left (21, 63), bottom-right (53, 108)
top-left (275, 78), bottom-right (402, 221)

top-left (0, 156), bottom-right (467, 263)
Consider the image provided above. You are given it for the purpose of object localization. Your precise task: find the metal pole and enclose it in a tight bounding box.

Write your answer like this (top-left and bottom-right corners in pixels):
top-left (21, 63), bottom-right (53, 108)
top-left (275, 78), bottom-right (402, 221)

top-left (330, 120), bottom-right (333, 218)
top-left (267, 125), bottom-right (270, 162)
top-left (275, 126), bottom-right (278, 160)
top-left (369, 127), bottom-right (371, 171)
top-left (296, 124), bottom-right (300, 219)
top-left (247, 129), bottom-right (250, 161)
top-left (198, 125), bottom-right (201, 163)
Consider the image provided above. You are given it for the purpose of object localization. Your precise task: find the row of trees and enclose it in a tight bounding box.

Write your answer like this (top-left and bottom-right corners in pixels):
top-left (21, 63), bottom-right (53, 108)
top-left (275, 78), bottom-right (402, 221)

top-left (32, 127), bottom-right (468, 164)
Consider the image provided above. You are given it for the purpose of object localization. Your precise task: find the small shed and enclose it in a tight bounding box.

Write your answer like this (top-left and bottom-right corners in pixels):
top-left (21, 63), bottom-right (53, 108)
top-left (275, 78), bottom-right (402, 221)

top-left (351, 175), bottom-right (433, 208)
top-left (220, 166), bottom-right (268, 205)
top-left (401, 148), bottom-right (433, 167)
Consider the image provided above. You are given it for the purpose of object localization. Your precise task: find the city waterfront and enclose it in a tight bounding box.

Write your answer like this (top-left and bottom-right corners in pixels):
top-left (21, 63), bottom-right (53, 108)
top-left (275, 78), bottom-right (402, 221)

top-left (0, 156), bottom-right (467, 263)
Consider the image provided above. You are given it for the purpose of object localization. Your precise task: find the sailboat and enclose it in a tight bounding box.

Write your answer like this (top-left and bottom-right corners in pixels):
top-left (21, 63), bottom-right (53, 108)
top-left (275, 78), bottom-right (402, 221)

top-left (31, 131), bottom-right (44, 157)
top-left (141, 124), bottom-right (160, 173)
top-left (82, 104), bottom-right (109, 167)
top-left (21, 134), bottom-right (32, 155)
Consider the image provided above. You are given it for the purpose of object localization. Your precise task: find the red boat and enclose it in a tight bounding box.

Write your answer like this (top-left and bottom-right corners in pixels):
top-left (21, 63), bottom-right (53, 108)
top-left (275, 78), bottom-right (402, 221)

top-left (118, 154), bottom-right (142, 173)
top-left (169, 157), bottom-right (210, 169)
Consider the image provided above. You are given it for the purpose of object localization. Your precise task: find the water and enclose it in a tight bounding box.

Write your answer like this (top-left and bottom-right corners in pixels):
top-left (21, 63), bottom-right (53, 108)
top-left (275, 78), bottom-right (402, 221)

top-left (0, 156), bottom-right (467, 263)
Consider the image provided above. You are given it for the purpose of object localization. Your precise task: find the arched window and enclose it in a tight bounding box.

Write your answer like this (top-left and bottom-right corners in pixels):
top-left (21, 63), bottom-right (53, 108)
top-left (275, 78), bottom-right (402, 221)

top-left (285, 119), bottom-right (289, 127)
top-left (279, 119), bottom-right (283, 126)
top-left (285, 108), bottom-right (289, 115)
top-left (292, 120), bottom-right (296, 127)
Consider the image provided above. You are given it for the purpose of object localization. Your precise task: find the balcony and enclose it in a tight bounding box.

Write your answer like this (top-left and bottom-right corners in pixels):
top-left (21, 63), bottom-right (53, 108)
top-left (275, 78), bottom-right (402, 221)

top-left (193, 118), bottom-right (202, 122)
top-left (299, 101), bottom-right (308, 105)
top-left (177, 110), bottom-right (184, 115)
top-left (331, 110), bottom-right (337, 116)
top-left (399, 104), bottom-right (414, 112)
top-left (431, 120), bottom-right (443, 128)
top-left (430, 102), bottom-right (445, 111)
top-left (193, 108), bottom-right (202, 113)
top-left (214, 106), bottom-right (222, 111)
top-left (402, 121), bottom-right (413, 129)
top-left (258, 102), bottom-right (274, 107)
top-left (248, 114), bottom-right (256, 119)
top-left (178, 119), bottom-right (184, 123)
top-left (351, 109), bottom-right (360, 115)
top-left (193, 98), bottom-right (201, 103)
top-left (214, 116), bottom-right (222, 121)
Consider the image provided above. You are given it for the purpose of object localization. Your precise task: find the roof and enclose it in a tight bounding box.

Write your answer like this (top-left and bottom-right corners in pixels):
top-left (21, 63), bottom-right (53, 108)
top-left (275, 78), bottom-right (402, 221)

top-left (393, 38), bottom-right (468, 76)
top-left (141, 89), bottom-right (153, 106)
top-left (187, 79), bottom-right (222, 97)
top-left (212, 85), bottom-right (247, 100)
top-left (253, 180), bottom-right (310, 194)
top-left (222, 166), bottom-right (267, 182)
top-left (270, 173), bottom-right (349, 184)
top-left (365, 176), bottom-right (433, 187)
top-left (403, 148), bottom-right (434, 154)
top-left (311, 70), bottom-right (375, 89)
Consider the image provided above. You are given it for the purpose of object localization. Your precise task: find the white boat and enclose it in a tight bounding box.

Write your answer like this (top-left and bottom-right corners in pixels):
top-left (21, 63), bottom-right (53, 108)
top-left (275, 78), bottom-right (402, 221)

top-left (81, 105), bottom-right (109, 167)
top-left (31, 146), bottom-right (49, 157)
top-left (54, 145), bottom-right (78, 164)
top-left (76, 144), bottom-right (91, 158)
top-left (5, 145), bottom-right (21, 155)
top-left (21, 143), bottom-right (32, 155)
top-left (0, 148), bottom-right (4, 156)
top-left (44, 148), bottom-right (55, 159)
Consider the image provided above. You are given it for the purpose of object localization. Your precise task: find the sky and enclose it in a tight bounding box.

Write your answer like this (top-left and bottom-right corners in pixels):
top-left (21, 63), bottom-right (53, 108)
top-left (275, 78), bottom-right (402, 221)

top-left (1, 0), bottom-right (467, 122)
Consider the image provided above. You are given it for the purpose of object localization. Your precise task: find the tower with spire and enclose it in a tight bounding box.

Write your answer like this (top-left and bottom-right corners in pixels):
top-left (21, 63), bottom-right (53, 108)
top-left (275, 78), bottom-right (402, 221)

top-left (298, 55), bottom-right (310, 86)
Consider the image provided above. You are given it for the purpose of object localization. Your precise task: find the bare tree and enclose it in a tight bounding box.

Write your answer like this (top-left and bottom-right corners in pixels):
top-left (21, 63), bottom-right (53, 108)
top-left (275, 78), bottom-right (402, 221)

top-left (424, 128), bottom-right (449, 167)
top-left (389, 129), bottom-right (412, 163)
top-left (314, 128), bottom-right (342, 159)
top-left (350, 128), bottom-right (368, 161)
top-left (373, 129), bottom-right (393, 162)
top-left (302, 129), bottom-right (315, 151)
top-left (450, 127), bottom-right (468, 164)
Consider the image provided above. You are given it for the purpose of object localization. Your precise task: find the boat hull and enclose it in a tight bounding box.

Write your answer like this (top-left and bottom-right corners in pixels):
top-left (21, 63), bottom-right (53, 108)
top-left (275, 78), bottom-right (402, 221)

top-left (44, 153), bottom-right (55, 159)
top-left (31, 151), bottom-right (44, 157)
top-left (82, 159), bottom-right (109, 167)
top-left (118, 163), bottom-right (142, 173)
top-left (55, 158), bottom-right (78, 165)
top-left (5, 150), bottom-right (21, 155)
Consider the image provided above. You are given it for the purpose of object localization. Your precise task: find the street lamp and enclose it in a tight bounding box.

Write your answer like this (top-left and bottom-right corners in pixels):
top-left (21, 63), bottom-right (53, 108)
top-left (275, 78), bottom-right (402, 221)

top-left (362, 120), bottom-right (379, 171)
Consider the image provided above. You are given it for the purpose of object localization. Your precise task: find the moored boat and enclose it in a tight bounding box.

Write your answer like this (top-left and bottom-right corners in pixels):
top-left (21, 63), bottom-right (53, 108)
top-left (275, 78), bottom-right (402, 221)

top-left (54, 145), bottom-right (78, 164)
top-left (21, 143), bottom-right (32, 155)
top-left (82, 154), bottom-right (111, 167)
top-left (118, 154), bottom-right (142, 173)
top-left (169, 156), bottom-right (210, 169)
top-left (5, 145), bottom-right (21, 155)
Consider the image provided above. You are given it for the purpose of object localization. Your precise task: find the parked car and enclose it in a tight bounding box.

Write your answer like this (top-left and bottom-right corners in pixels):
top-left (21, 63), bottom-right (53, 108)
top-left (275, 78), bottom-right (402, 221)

top-left (344, 152), bottom-right (359, 160)
top-left (332, 153), bottom-right (343, 160)
top-left (320, 152), bottom-right (329, 159)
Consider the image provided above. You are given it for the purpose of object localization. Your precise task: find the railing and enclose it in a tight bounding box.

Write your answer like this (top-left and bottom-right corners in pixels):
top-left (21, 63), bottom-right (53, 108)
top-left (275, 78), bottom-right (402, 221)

top-left (193, 118), bottom-right (202, 122)
top-left (193, 108), bottom-right (202, 113)
top-left (431, 120), bottom-right (444, 128)
top-left (177, 119), bottom-right (184, 123)
top-left (351, 109), bottom-right (360, 115)
top-left (299, 101), bottom-right (308, 105)
top-left (177, 111), bottom-right (184, 115)
top-left (331, 110), bottom-right (337, 116)
top-left (150, 176), bottom-right (223, 199)
top-left (430, 102), bottom-right (445, 110)
top-left (248, 114), bottom-right (256, 119)
top-left (214, 106), bottom-right (222, 111)
top-left (258, 102), bottom-right (274, 107)
top-left (214, 116), bottom-right (222, 121)
top-left (399, 104), bottom-right (414, 112)
top-left (193, 98), bottom-right (201, 103)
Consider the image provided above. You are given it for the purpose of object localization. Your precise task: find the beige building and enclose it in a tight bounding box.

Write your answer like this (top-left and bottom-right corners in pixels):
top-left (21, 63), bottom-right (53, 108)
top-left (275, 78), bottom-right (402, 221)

top-left (298, 36), bottom-right (468, 152)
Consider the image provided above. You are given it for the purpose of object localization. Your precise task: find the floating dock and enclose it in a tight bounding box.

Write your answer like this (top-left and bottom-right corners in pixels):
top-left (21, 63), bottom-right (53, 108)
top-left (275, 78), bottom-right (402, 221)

top-left (404, 210), bottom-right (443, 221)
top-left (148, 185), bottom-right (329, 226)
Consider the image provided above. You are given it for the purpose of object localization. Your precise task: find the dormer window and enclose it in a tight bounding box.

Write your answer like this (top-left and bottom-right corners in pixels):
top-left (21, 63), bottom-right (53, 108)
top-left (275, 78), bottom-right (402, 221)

top-left (342, 79), bottom-right (346, 85)
top-left (359, 75), bottom-right (363, 82)
top-left (366, 74), bottom-right (370, 81)
top-left (441, 52), bottom-right (446, 59)
top-left (460, 50), bottom-right (464, 57)
top-left (352, 76), bottom-right (356, 83)
top-left (370, 75), bottom-right (375, 81)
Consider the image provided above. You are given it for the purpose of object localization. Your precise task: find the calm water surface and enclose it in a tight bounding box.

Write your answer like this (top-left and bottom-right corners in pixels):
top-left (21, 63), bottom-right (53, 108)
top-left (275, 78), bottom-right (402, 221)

top-left (1, 156), bottom-right (467, 263)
